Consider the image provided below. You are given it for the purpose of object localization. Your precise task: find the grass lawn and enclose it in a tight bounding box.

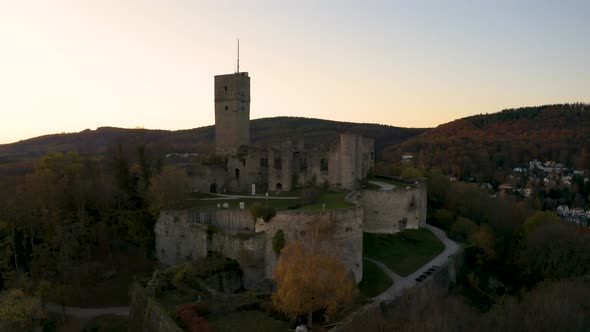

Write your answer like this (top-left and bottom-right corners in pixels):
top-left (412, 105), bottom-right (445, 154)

top-left (182, 197), bottom-right (299, 210)
top-left (358, 259), bottom-right (392, 298)
top-left (363, 229), bottom-right (445, 276)
top-left (180, 190), bottom-right (354, 211)
top-left (208, 310), bottom-right (289, 332)
top-left (187, 192), bottom-right (223, 199)
top-left (298, 192), bottom-right (355, 211)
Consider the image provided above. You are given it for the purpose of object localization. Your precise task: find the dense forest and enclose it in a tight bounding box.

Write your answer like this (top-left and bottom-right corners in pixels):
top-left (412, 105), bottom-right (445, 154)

top-left (0, 144), bottom-right (191, 330)
top-left (384, 104), bottom-right (590, 183)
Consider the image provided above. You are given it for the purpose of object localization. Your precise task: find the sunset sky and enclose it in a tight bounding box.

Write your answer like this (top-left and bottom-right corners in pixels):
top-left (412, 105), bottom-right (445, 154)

top-left (0, 0), bottom-right (588, 144)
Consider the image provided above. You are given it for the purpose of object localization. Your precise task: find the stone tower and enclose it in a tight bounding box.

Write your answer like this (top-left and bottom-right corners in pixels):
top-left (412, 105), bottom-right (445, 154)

top-left (214, 72), bottom-right (250, 155)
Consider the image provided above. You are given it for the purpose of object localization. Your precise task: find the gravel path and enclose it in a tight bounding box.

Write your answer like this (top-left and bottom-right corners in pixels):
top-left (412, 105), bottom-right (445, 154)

top-left (45, 303), bottom-right (129, 318)
top-left (368, 181), bottom-right (396, 191)
top-left (366, 224), bottom-right (460, 302)
top-left (196, 193), bottom-right (300, 200)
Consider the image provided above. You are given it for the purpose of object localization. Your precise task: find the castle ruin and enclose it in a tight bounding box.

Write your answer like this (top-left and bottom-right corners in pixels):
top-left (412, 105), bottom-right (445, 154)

top-left (154, 68), bottom-right (427, 289)
top-left (189, 70), bottom-right (375, 194)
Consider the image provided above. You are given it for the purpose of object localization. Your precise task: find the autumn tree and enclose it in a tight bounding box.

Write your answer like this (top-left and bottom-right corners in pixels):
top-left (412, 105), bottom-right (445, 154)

top-left (522, 211), bottom-right (560, 234)
top-left (16, 152), bottom-right (89, 281)
top-left (273, 217), bottom-right (356, 328)
top-left (0, 288), bottom-right (45, 331)
top-left (400, 166), bottom-right (423, 179)
top-left (517, 221), bottom-right (590, 284)
top-left (108, 144), bottom-right (161, 251)
top-left (148, 165), bottom-right (191, 215)
top-left (0, 221), bottom-right (14, 288)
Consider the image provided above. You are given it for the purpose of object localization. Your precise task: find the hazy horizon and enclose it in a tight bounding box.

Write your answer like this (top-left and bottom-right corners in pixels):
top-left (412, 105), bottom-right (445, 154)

top-left (1, 0), bottom-right (589, 144)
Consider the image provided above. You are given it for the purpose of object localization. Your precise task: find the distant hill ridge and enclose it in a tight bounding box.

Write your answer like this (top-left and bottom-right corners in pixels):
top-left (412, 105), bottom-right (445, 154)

top-left (3, 105), bottom-right (587, 182)
top-left (0, 117), bottom-right (428, 178)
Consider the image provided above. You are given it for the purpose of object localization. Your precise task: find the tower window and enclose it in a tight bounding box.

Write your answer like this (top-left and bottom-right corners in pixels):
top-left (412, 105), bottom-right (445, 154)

top-left (321, 158), bottom-right (329, 172)
top-left (225, 105), bottom-right (228, 110)
top-left (224, 86), bottom-right (227, 91)
top-left (242, 106), bottom-right (244, 110)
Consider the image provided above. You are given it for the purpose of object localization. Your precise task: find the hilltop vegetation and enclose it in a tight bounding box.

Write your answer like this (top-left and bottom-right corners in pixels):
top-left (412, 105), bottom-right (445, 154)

top-left (5, 104), bottom-right (588, 186)
top-left (383, 104), bottom-right (590, 182)
top-left (0, 117), bottom-right (427, 181)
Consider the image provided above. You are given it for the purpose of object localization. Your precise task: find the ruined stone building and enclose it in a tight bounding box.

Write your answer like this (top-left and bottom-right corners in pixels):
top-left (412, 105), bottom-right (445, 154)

top-left (155, 69), bottom-right (427, 290)
top-left (189, 70), bottom-right (375, 194)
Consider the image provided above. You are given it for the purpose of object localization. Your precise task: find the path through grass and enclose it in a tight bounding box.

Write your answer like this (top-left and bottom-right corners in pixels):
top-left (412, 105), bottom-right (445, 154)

top-left (363, 229), bottom-right (444, 276)
top-left (358, 259), bottom-right (392, 298)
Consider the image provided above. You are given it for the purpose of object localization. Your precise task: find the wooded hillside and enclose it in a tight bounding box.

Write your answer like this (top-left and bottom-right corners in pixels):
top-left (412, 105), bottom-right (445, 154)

top-left (0, 117), bottom-right (428, 180)
top-left (384, 104), bottom-right (590, 182)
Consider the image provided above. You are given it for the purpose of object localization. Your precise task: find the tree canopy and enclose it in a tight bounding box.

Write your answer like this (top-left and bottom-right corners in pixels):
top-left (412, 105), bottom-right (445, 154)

top-left (273, 217), bottom-right (356, 328)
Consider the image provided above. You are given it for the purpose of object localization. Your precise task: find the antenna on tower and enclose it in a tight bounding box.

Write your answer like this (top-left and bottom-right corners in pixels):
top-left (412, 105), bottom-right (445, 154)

top-left (236, 38), bottom-right (240, 73)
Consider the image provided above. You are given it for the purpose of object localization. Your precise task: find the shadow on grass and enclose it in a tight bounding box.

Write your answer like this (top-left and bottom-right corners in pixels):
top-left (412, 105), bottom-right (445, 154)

top-left (358, 259), bottom-right (393, 298)
top-left (363, 229), bottom-right (444, 276)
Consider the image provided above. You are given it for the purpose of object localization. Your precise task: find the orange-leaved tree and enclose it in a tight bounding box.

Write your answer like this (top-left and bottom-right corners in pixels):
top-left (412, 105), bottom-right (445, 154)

top-left (272, 217), bottom-right (356, 328)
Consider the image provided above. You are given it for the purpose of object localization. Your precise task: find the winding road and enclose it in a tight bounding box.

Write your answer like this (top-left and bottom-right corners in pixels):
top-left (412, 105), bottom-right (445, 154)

top-left (365, 224), bottom-right (460, 302)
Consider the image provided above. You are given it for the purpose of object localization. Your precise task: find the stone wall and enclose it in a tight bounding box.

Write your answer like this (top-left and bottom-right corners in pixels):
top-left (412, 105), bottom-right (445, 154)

top-left (179, 133), bottom-right (374, 193)
top-left (155, 210), bottom-right (208, 266)
top-left (155, 206), bottom-right (364, 288)
top-left (339, 134), bottom-right (358, 189)
top-left (209, 231), bottom-right (266, 288)
top-left (256, 207), bottom-right (364, 283)
top-left (128, 282), bottom-right (182, 332)
top-left (188, 164), bottom-right (226, 193)
top-left (207, 209), bottom-right (255, 233)
top-left (356, 183), bottom-right (427, 234)
top-left (226, 146), bottom-right (268, 193)
top-left (158, 209), bottom-right (255, 234)
top-left (268, 142), bottom-right (294, 192)
top-left (154, 209), bottom-right (264, 288)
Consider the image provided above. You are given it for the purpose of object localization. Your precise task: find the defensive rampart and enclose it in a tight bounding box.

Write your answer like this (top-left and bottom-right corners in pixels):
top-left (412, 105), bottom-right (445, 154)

top-left (155, 205), bottom-right (364, 288)
top-left (256, 207), bottom-right (364, 283)
top-left (356, 183), bottom-right (427, 234)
